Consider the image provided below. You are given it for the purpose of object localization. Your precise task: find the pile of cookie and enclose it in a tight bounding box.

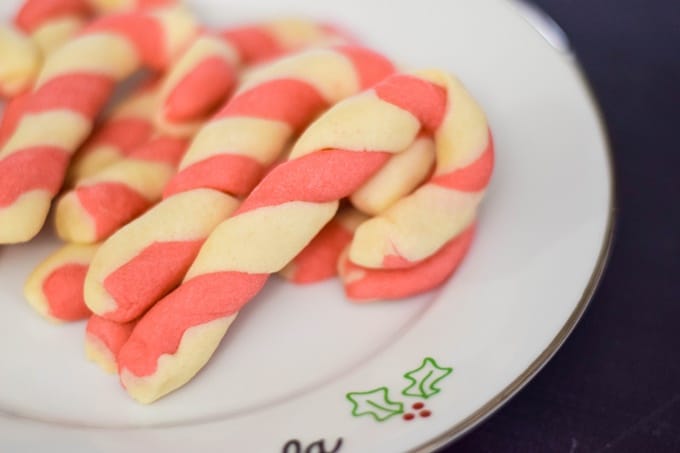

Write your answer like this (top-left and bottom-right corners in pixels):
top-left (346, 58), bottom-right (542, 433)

top-left (0, 0), bottom-right (493, 403)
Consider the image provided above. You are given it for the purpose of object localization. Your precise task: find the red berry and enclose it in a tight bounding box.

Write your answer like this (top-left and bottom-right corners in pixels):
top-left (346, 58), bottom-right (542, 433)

top-left (403, 413), bottom-right (415, 421)
top-left (420, 410), bottom-right (431, 418)
top-left (412, 402), bottom-right (425, 410)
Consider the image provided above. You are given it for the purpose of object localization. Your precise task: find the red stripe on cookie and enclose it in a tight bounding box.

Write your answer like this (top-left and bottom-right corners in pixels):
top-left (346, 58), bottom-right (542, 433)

top-left (119, 271), bottom-right (268, 376)
top-left (336, 46), bottom-right (395, 89)
top-left (216, 78), bottom-right (327, 130)
top-left (43, 263), bottom-right (91, 320)
top-left (76, 182), bottom-right (151, 239)
top-left (86, 315), bottom-right (136, 357)
top-left (374, 74), bottom-right (447, 131)
top-left (27, 73), bottom-right (115, 117)
top-left (237, 149), bottom-right (391, 214)
top-left (81, 118), bottom-right (154, 157)
top-left (128, 136), bottom-right (188, 164)
top-left (0, 147), bottom-right (68, 206)
top-left (15, 0), bottom-right (90, 33)
top-left (164, 56), bottom-right (237, 122)
top-left (82, 13), bottom-right (168, 69)
top-left (219, 26), bottom-right (282, 63)
top-left (103, 240), bottom-right (204, 322)
top-left (430, 133), bottom-right (494, 191)
top-left (343, 224), bottom-right (475, 301)
top-left (287, 218), bottom-right (353, 284)
top-left (164, 153), bottom-right (264, 198)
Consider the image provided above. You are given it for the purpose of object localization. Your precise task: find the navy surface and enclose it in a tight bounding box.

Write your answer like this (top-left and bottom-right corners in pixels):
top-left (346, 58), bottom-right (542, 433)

top-left (445, 1), bottom-right (680, 451)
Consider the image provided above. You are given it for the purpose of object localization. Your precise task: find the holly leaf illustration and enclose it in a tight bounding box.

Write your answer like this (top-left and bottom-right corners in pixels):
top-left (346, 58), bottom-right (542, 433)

top-left (346, 387), bottom-right (404, 422)
top-left (402, 357), bottom-right (453, 399)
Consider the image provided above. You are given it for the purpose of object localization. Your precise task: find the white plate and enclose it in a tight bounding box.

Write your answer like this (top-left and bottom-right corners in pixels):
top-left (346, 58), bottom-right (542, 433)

top-left (0, 0), bottom-right (613, 451)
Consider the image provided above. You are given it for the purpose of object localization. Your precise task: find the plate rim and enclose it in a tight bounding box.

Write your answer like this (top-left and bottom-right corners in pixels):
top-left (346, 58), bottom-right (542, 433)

top-left (410, 18), bottom-right (617, 453)
top-left (0, 1), bottom-right (616, 450)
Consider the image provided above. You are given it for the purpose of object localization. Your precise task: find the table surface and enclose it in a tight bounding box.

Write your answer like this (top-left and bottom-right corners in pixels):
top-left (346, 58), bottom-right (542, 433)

top-left (445, 1), bottom-right (680, 451)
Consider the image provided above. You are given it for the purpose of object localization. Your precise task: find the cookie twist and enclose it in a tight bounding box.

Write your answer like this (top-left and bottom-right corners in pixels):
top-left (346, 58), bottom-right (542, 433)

top-left (279, 207), bottom-right (367, 284)
top-left (116, 70), bottom-right (490, 403)
top-left (281, 136), bottom-right (435, 284)
top-left (0, 0), bottom-right (179, 98)
top-left (85, 314), bottom-right (137, 373)
top-left (0, 6), bottom-right (196, 244)
top-left (84, 45), bottom-right (394, 326)
top-left (24, 243), bottom-right (97, 322)
top-left (155, 19), bottom-right (345, 134)
top-left (55, 135), bottom-right (189, 243)
top-left (14, 0), bottom-right (90, 56)
top-left (347, 71), bottom-right (493, 269)
top-left (164, 45), bottom-right (393, 198)
top-left (338, 223), bottom-right (476, 301)
top-left (65, 81), bottom-right (157, 185)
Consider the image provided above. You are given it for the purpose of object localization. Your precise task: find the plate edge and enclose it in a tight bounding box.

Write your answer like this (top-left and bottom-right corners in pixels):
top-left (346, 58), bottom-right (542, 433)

top-left (409, 6), bottom-right (618, 453)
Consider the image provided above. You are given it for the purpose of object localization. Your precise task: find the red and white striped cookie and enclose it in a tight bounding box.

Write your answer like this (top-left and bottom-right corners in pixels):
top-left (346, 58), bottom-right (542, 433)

top-left (55, 134), bottom-right (189, 243)
top-left (281, 136), bottom-right (436, 284)
top-left (65, 81), bottom-right (157, 185)
top-left (116, 69), bottom-right (491, 403)
top-left (84, 188), bottom-right (240, 323)
top-left (338, 222), bottom-right (476, 301)
top-left (24, 243), bottom-right (97, 322)
top-left (85, 314), bottom-right (136, 373)
top-left (13, 0), bottom-right (91, 56)
top-left (0, 6), bottom-right (197, 244)
top-left (346, 71), bottom-right (493, 269)
top-left (280, 207), bottom-right (367, 284)
top-left (84, 45), bottom-right (394, 327)
top-left (155, 19), bottom-right (347, 134)
top-left (0, 0), bottom-right (179, 98)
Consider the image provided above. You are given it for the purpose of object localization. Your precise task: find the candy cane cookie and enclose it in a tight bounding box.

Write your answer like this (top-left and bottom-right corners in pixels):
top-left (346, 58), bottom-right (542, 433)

top-left (116, 69), bottom-right (490, 403)
top-left (163, 45), bottom-right (394, 198)
top-left (281, 136), bottom-right (436, 283)
top-left (84, 188), bottom-right (240, 324)
top-left (338, 222), bottom-right (476, 301)
top-left (155, 19), bottom-right (347, 134)
top-left (346, 71), bottom-right (493, 268)
top-left (1, 0), bottom-right (177, 99)
top-left (13, 0), bottom-right (90, 56)
top-left (65, 82), bottom-right (157, 185)
top-left (55, 135), bottom-right (188, 243)
top-left (0, 0), bottom-right (88, 98)
top-left (279, 207), bottom-right (367, 284)
top-left (24, 243), bottom-right (97, 322)
top-left (85, 314), bottom-right (137, 373)
top-left (83, 46), bottom-right (395, 326)
top-left (0, 6), bottom-right (197, 244)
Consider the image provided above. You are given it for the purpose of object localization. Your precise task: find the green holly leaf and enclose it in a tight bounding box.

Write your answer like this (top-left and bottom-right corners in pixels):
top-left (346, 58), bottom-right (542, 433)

top-left (346, 387), bottom-right (404, 422)
top-left (402, 357), bottom-right (453, 399)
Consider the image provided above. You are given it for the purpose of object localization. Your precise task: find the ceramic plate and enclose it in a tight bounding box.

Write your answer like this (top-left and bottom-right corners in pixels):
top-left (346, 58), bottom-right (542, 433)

top-left (0, 0), bottom-right (613, 451)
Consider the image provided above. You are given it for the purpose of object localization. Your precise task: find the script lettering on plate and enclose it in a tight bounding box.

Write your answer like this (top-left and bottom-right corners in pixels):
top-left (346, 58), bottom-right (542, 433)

top-left (282, 437), bottom-right (343, 453)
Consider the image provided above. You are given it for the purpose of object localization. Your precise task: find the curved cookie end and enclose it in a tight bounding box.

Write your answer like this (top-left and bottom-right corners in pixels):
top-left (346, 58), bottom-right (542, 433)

top-left (85, 333), bottom-right (118, 374)
top-left (120, 315), bottom-right (236, 404)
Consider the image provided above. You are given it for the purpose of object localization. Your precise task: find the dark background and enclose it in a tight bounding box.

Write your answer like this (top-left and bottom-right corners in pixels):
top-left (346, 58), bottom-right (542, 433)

top-left (445, 1), bottom-right (680, 452)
